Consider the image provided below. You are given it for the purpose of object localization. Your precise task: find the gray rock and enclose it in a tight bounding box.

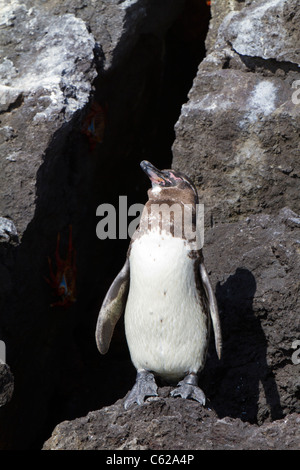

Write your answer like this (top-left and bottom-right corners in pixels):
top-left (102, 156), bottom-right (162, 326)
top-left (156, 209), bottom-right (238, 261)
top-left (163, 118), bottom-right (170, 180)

top-left (0, 2), bottom-right (97, 235)
top-left (0, 363), bottom-right (14, 408)
top-left (42, 209), bottom-right (300, 449)
top-left (206, 0), bottom-right (249, 53)
top-left (42, 391), bottom-right (300, 450)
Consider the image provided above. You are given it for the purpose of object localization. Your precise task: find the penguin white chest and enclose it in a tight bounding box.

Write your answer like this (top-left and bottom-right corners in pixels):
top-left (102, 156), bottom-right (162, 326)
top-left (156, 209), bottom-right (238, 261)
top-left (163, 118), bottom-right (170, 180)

top-left (124, 230), bottom-right (208, 381)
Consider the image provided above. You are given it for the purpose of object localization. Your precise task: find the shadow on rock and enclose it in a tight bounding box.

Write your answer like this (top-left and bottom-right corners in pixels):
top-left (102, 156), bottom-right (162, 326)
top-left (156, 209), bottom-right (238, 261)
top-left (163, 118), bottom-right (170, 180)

top-left (205, 267), bottom-right (284, 424)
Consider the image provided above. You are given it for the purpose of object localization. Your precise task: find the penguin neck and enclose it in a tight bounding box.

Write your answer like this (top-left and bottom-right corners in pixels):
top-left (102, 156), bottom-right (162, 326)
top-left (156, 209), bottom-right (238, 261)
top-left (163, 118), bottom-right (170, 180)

top-left (147, 187), bottom-right (197, 207)
top-left (133, 188), bottom-right (198, 244)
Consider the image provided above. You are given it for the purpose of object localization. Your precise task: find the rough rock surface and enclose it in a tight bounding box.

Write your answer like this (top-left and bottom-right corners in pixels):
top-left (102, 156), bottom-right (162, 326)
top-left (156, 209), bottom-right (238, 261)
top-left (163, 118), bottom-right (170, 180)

top-left (225, 0), bottom-right (300, 65)
top-left (1, 0), bottom-right (299, 451)
top-left (173, 0), bottom-right (300, 225)
top-left (0, 0), bottom-right (185, 238)
top-left (43, 390), bottom-right (300, 450)
top-left (0, 218), bottom-right (18, 244)
top-left (206, 0), bottom-right (249, 52)
top-left (43, 209), bottom-right (300, 449)
top-left (0, 364), bottom-right (14, 408)
top-left (203, 208), bottom-right (300, 424)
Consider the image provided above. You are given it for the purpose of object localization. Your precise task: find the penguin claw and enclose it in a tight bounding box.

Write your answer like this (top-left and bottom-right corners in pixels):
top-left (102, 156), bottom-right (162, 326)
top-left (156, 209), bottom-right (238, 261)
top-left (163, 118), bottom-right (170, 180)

top-left (124, 369), bottom-right (158, 410)
top-left (170, 373), bottom-right (206, 405)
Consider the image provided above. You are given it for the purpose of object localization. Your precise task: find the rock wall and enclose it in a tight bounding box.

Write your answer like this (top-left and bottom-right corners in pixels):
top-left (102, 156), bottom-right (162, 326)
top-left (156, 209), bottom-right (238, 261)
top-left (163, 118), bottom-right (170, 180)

top-left (43, 392), bottom-right (300, 450)
top-left (0, 0), bottom-right (197, 449)
top-left (203, 209), bottom-right (300, 424)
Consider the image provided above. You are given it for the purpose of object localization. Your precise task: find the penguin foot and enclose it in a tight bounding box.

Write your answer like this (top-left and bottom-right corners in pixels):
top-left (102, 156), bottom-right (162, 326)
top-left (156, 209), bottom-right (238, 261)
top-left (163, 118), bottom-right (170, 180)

top-left (124, 369), bottom-right (158, 410)
top-left (170, 373), bottom-right (206, 405)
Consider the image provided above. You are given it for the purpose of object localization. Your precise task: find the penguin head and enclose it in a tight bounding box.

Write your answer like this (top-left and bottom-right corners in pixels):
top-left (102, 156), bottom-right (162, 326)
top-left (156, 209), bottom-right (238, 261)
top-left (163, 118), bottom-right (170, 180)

top-left (140, 160), bottom-right (198, 205)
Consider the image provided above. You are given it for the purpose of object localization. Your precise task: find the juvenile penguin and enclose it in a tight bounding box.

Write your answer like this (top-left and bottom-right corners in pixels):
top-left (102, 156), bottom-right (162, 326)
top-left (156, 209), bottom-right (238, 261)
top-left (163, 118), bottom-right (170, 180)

top-left (95, 161), bottom-right (222, 409)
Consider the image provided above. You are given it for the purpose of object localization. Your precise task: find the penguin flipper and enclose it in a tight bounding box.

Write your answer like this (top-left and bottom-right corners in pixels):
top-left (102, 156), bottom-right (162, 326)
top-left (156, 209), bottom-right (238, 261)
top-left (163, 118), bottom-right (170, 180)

top-left (95, 259), bottom-right (130, 354)
top-left (199, 262), bottom-right (222, 360)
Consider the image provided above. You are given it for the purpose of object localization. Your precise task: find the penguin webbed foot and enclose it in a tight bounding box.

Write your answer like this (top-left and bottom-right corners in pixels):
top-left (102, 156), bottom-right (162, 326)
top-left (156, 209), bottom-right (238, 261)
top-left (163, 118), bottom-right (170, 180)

top-left (124, 369), bottom-right (158, 410)
top-left (170, 373), bottom-right (206, 405)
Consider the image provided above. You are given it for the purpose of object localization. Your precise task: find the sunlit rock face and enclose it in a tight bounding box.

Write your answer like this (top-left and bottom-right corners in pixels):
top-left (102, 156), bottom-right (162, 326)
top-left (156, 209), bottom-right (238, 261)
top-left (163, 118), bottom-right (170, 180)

top-left (171, 0), bottom-right (300, 439)
top-left (0, 3), bottom-right (97, 235)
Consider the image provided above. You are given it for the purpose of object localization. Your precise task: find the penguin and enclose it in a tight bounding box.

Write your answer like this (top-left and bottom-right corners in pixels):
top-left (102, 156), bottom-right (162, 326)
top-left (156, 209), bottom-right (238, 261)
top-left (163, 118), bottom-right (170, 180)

top-left (95, 160), bottom-right (222, 409)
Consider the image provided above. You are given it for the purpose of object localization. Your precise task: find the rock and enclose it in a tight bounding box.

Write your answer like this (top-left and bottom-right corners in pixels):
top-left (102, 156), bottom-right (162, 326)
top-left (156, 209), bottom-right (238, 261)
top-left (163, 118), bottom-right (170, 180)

top-left (0, 363), bottom-right (14, 408)
top-left (172, 0), bottom-right (300, 430)
top-left (205, 0), bottom-right (249, 53)
top-left (42, 391), bottom-right (300, 450)
top-left (172, 0), bottom-right (300, 225)
top-left (225, 0), bottom-right (300, 65)
top-left (171, 0), bottom-right (300, 426)
top-left (0, 0), bottom-right (186, 252)
top-left (44, 0), bottom-right (185, 73)
top-left (42, 208), bottom-right (300, 449)
top-left (0, 218), bottom-right (18, 244)
top-left (0, 0), bottom-right (184, 236)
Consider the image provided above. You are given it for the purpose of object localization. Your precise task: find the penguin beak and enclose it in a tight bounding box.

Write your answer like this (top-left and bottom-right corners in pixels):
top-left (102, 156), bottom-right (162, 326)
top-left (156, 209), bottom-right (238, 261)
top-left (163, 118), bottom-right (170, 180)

top-left (140, 161), bottom-right (168, 186)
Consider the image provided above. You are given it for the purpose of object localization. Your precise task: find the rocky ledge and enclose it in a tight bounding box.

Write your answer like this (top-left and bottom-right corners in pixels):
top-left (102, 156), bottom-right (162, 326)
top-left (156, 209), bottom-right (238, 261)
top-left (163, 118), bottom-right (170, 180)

top-left (43, 388), bottom-right (299, 450)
